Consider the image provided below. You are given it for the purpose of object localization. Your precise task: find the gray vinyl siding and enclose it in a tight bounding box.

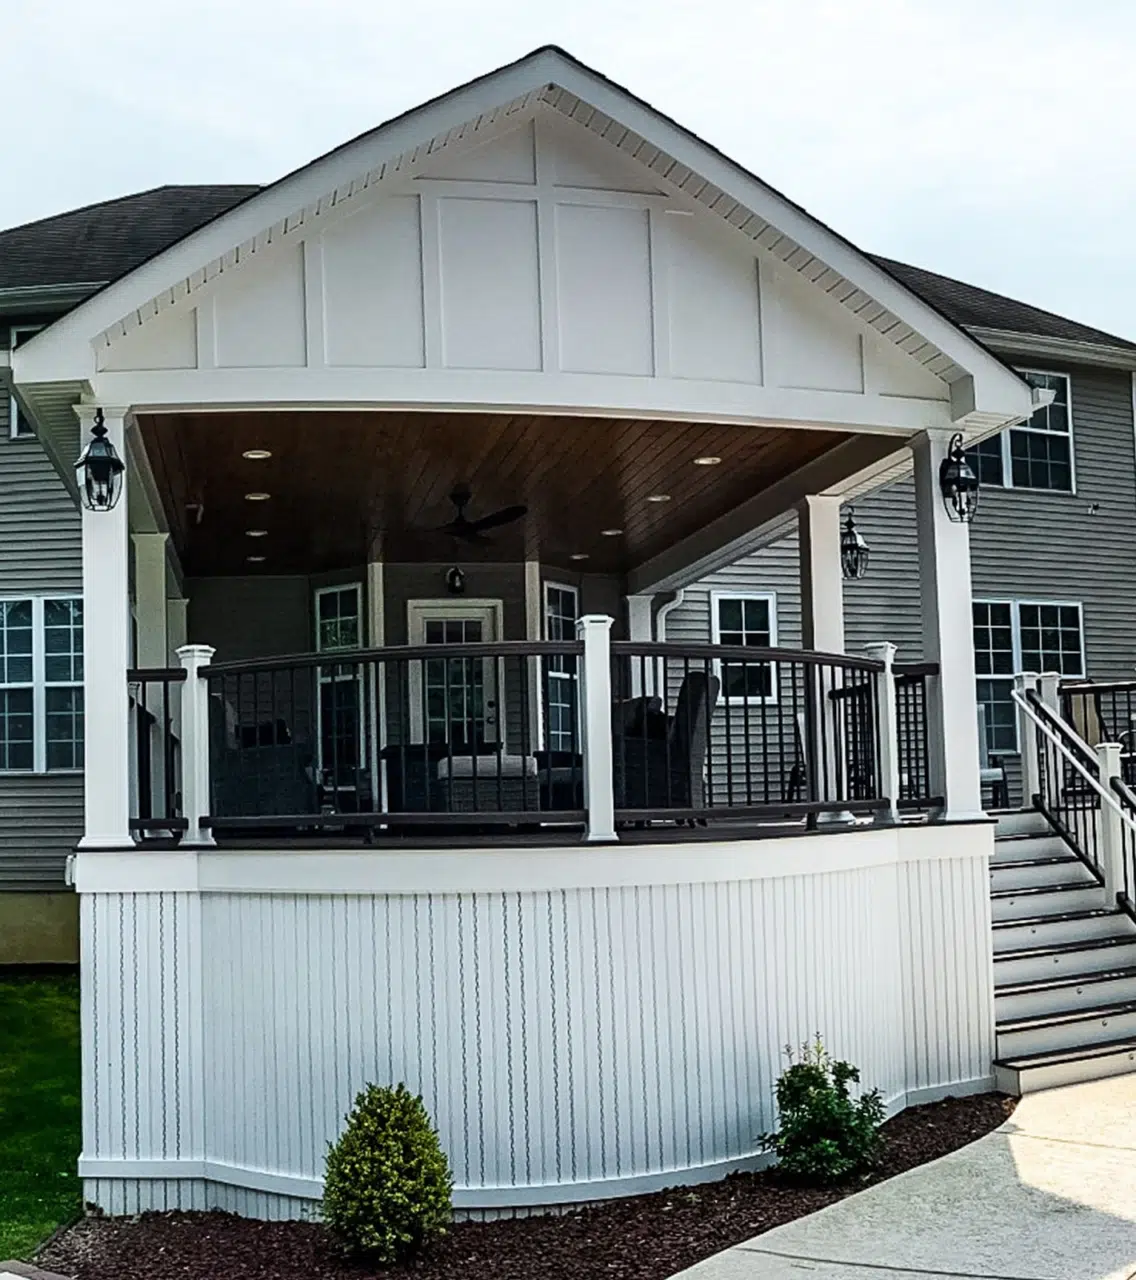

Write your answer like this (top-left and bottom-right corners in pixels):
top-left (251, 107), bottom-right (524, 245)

top-left (188, 575), bottom-right (312, 661)
top-left (0, 366), bottom-right (83, 890)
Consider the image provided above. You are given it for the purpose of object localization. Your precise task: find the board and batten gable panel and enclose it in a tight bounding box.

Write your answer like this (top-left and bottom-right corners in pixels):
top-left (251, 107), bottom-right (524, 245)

top-left (555, 204), bottom-right (654, 376)
top-left (547, 118), bottom-right (662, 195)
top-left (322, 197), bottom-right (425, 368)
top-left (98, 307), bottom-right (198, 372)
top-left (766, 262), bottom-right (864, 393)
top-left (436, 198), bottom-right (542, 371)
top-left (863, 332), bottom-right (948, 401)
top-left (213, 243), bottom-right (307, 369)
top-left (662, 213), bottom-right (762, 384)
top-left (420, 119), bottom-right (537, 184)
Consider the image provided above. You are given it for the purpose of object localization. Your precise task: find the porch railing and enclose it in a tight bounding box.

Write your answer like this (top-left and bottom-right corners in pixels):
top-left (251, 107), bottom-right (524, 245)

top-left (1061, 678), bottom-right (1136, 785)
top-left (126, 624), bottom-right (919, 844)
top-left (609, 641), bottom-right (888, 823)
top-left (200, 640), bottom-right (585, 831)
top-left (127, 666), bottom-right (186, 838)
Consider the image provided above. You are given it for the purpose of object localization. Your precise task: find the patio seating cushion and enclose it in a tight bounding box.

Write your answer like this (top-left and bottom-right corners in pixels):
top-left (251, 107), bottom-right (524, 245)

top-left (436, 753), bottom-right (538, 779)
top-left (613, 695), bottom-right (663, 736)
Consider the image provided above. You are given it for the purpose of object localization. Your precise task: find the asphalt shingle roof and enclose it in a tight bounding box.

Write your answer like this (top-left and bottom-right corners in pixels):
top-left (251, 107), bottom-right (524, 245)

top-left (0, 184), bottom-right (261, 292)
top-left (0, 183), bottom-right (1130, 354)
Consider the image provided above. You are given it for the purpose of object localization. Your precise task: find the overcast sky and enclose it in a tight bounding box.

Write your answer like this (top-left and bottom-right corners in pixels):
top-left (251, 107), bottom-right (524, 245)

top-left (5, 0), bottom-right (1135, 338)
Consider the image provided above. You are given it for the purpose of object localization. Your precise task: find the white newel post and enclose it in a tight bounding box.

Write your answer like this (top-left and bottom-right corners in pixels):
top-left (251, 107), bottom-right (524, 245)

top-left (577, 614), bottom-right (617, 843)
top-left (78, 406), bottom-right (133, 849)
top-left (912, 431), bottom-right (984, 821)
top-left (177, 644), bottom-right (216, 847)
top-left (798, 496), bottom-right (846, 813)
top-left (1015, 672), bottom-right (1041, 806)
top-left (864, 642), bottom-right (899, 824)
top-left (1096, 742), bottom-right (1126, 901)
top-left (1037, 671), bottom-right (1061, 715)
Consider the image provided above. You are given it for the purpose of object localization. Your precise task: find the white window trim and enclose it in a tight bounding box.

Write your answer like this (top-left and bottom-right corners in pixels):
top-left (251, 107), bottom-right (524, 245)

top-left (975, 369), bottom-right (1076, 495)
top-left (0, 594), bottom-right (83, 774)
top-left (8, 326), bottom-right (43, 439)
top-left (974, 596), bottom-right (1085, 753)
top-left (543, 581), bottom-right (579, 753)
top-left (709, 589), bottom-right (779, 705)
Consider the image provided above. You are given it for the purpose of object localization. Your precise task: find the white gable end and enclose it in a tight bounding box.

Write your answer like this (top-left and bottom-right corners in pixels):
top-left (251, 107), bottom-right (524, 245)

top-left (91, 110), bottom-right (951, 416)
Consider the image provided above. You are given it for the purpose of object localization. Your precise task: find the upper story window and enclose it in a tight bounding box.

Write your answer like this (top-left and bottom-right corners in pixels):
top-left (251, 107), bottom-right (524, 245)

top-left (711, 591), bottom-right (778, 702)
top-left (0, 596), bottom-right (83, 772)
top-left (965, 371), bottom-right (1074, 493)
top-left (8, 326), bottom-right (44, 439)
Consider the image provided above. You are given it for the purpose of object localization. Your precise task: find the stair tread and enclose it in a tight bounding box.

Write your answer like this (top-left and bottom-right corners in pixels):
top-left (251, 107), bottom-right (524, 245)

top-left (994, 831), bottom-right (1063, 844)
top-left (995, 933), bottom-right (1136, 962)
top-left (997, 997), bottom-right (1136, 1033)
top-left (990, 855), bottom-right (1081, 870)
top-left (993, 907), bottom-right (1123, 930)
top-left (994, 1034), bottom-right (1136, 1070)
top-left (996, 965), bottom-right (1136, 997)
top-left (991, 880), bottom-right (1100, 900)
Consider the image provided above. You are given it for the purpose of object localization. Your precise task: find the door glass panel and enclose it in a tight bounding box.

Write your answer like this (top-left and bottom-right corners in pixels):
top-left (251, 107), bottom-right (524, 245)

top-left (424, 618), bottom-right (487, 747)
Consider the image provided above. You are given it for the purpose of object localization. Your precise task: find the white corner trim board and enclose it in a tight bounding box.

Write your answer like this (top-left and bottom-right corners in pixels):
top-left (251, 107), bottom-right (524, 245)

top-left (72, 823), bottom-right (993, 896)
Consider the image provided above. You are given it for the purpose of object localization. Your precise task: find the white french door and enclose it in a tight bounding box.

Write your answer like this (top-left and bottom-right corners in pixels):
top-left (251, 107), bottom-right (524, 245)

top-left (407, 600), bottom-right (502, 748)
top-left (315, 584), bottom-right (364, 795)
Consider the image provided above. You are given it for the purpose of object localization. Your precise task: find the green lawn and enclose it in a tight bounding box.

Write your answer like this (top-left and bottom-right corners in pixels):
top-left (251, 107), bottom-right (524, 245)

top-left (0, 972), bottom-right (82, 1260)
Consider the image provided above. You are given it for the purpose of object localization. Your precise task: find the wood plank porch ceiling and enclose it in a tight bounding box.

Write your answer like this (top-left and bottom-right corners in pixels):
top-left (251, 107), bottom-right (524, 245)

top-left (139, 410), bottom-right (850, 576)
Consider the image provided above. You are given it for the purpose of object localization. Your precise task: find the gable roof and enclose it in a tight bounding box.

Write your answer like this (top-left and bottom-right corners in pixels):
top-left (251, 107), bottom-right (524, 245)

top-left (2, 183), bottom-right (1128, 357)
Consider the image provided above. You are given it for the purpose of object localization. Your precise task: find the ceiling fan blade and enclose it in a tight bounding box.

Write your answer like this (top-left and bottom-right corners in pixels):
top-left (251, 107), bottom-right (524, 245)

top-left (467, 504), bottom-right (528, 533)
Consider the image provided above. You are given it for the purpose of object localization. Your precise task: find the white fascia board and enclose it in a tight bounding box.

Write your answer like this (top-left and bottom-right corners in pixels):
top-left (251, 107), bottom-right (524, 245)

top-left (16, 46), bottom-right (1032, 424)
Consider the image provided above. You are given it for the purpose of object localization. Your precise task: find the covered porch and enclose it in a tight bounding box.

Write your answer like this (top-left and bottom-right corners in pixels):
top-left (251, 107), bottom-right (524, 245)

top-left (116, 404), bottom-right (969, 848)
top-left (12, 46), bottom-right (1038, 1217)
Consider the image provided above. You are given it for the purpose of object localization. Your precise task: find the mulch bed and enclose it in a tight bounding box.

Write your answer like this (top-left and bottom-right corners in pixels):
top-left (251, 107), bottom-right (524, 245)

top-left (40, 1093), bottom-right (1015, 1280)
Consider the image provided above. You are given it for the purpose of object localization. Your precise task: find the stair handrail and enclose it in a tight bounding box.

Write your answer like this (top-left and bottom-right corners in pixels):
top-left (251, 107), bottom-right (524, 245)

top-left (1011, 686), bottom-right (1136, 837)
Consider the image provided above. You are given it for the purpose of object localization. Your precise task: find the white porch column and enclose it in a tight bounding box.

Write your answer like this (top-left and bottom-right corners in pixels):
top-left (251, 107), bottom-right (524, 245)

top-left (166, 597), bottom-right (188, 663)
top-left (912, 430), bottom-right (983, 821)
top-left (177, 644), bottom-right (216, 847)
top-left (577, 614), bottom-right (617, 843)
top-left (132, 533), bottom-right (169, 668)
top-left (78, 405), bottom-right (133, 849)
top-left (626, 594), bottom-right (655, 697)
top-left (797, 495), bottom-right (844, 653)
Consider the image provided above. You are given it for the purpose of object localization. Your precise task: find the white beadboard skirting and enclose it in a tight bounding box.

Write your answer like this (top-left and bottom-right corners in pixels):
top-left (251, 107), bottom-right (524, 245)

top-left (78, 824), bottom-right (997, 1219)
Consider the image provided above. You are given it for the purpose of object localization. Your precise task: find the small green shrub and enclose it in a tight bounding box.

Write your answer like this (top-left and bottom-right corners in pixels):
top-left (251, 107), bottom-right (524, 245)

top-left (323, 1082), bottom-right (453, 1264)
top-left (760, 1037), bottom-right (885, 1185)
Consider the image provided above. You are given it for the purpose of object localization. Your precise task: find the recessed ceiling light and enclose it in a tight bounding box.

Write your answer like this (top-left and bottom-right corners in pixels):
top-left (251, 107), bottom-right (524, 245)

top-left (244, 492), bottom-right (271, 501)
top-left (570, 552), bottom-right (590, 561)
top-left (694, 456), bottom-right (722, 466)
top-left (646, 493), bottom-right (672, 503)
top-left (600, 528), bottom-right (623, 537)
top-left (246, 555), bottom-right (266, 563)
top-left (246, 529), bottom-right (268, 538)
top-left (242, 449), bottom-right (272, 460)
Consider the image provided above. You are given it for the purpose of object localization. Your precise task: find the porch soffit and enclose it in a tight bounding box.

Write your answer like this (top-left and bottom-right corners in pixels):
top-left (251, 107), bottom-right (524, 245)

top-left (15, 47), bottom-right (1034, 436)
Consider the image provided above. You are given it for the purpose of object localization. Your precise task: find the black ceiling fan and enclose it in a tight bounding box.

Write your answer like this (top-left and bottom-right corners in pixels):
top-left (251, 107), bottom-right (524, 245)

top-left (432, 485), bottom-right (527, 543)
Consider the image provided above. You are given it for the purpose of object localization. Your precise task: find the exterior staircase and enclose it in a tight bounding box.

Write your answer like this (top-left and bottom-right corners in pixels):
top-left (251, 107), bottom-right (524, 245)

top-left (992, 808), bottom-right (1136, 1093)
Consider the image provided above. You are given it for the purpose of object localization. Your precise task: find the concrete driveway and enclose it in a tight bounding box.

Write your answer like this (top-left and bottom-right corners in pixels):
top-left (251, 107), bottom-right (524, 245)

top-left (674, 1074), bottom-right (1136, 1280)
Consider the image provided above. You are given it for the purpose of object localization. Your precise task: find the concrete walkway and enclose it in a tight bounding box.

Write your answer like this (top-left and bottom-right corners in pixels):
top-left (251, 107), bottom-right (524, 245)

top-left (675, 1074), bottom-right (1136, 1280)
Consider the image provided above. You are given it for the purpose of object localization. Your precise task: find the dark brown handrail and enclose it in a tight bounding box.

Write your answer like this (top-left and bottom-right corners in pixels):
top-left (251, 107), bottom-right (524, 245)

top-left (203, 639), bottom-right (584, 677)
top-left (127, 667), bottom-right (187, 682)
top-left (611, 640), bottom-right (885, 673)
top-left (1061, 678), bottom-right (1136, 695)
top-left (894, 662), bottom-right (939, 679)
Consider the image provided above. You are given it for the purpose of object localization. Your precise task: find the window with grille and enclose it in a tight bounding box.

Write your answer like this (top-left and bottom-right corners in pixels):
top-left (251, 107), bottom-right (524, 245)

top-left (964, 371), bottom-right (1073, 493)
top-left (544, 583), bottom-right (578, 753)
top-left (973, 599), bottom-right (1084, 754)
top-left (711, 592), bottom-right (778, 702)
top-left (0, 597), bottom-right (83, 771)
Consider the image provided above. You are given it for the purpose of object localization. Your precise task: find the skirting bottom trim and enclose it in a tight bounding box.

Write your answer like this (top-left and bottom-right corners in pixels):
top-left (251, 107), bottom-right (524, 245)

top-left (80, 1074), bottom-right (997, 1213)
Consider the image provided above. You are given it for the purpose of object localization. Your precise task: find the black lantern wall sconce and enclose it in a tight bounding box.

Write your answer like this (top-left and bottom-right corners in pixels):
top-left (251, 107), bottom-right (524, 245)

top-left (840, 507), bottom-right (870, 580)
top-left (75, 408), bottom-right (125, 512)
top-left (939, 432), bottom-right (980, 524)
